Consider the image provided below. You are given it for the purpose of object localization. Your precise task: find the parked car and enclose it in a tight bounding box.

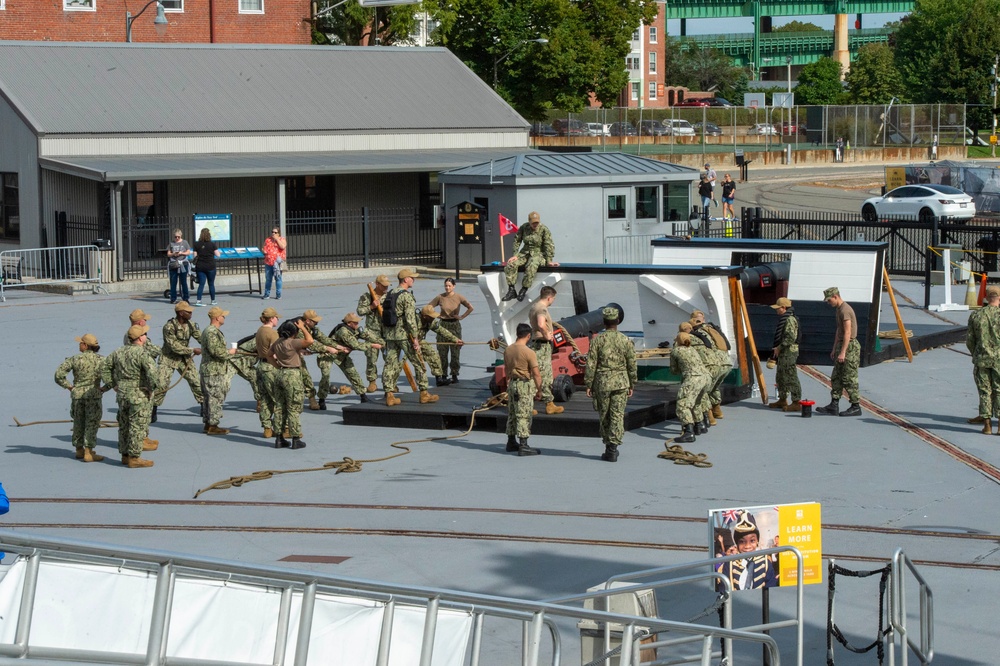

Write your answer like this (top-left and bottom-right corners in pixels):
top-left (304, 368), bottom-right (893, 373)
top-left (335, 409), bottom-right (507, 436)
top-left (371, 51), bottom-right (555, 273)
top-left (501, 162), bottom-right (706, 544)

top-left (529, 122), bottom-right (558, 137)
top-left (748, 123), bottom-right (778, 136)
top-left (694, 122), bottom-right (722, 136)
top-left (638, 120), bottom-right (669, 136)
top-left (608, 121), bottom-right (638, 136)
top-left (674, 98), bottom-right (711, 107)
top-left (586, 122), bottom-right (609, 137)
top-left (707, 97), bottom-right (734, 107)
top-left (861, 184), bottom-right (976, 223)
top-left (665, 119), bottom-right (696, 136)
top-left (551, 118), bottom-right (587, 136)
top-left (780, 122), bottom-right (799, 135)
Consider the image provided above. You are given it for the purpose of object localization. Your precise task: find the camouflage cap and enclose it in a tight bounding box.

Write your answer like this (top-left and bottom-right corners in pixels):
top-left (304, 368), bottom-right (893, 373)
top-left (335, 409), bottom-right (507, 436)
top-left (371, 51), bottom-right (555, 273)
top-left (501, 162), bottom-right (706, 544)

top-left (207, 306), bottom-right (230, 319)
top-left (823, 287), bottom-right (840, 299)
top-left (127, 324), bottom-right (149, 341)
top-left (398, 268), bottom-right (419, 280)
top-left (75, 333), bottom-right (99, 346)
top-left (128, 308), bottom-right (150, 323)
top-left (375, 274), bottom-right (391, 287)
top-left (602, 306), bottom-right (620, 321)
top-left (302, 309), bottom-right (322, 322)
top-left (770, 297), bottom-right (792, 309)
top-left (174, 301), bottom-right (193, 313)
top-left (420, 304), bottom-right (439, 319)
top-left (261, 307), bottom-right (279, 319)
top-left (528, 211), bottom-right (541, 223)
top-left (342, 312), bottom-right (362, 324)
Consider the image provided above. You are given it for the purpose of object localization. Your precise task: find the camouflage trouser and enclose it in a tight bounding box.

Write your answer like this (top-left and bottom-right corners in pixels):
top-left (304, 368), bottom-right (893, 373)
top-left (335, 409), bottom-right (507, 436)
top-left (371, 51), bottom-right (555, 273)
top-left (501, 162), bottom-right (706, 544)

top-left (974, 365), bottom-right (1000, 418)
top-left (383, 340), bottom-right (429, 392)
top-left (275, 368), bottom-right (305, 438)
top-left (677, 373), bottom-right (710, 425)
top-left (364, 332), bottom-right (385, 383)
top-left (319, 353), bottom-right (366, 395)
top-left (504, 251), bottom-right (545, 290)
top-left (256, 362), bottom-right (279, 430)
top-left (117, 391), bottom-right (152, 457)
top-left (70, 396), bottom-right (103, 449)
top-left (775, 346), bottom-right (801, 402)
top-left (299, 360), bottom-right (316, 401)
top-left (200, 371), bottom-right (232, 427)
top-left (506, 378), bottom-right (534, 438)
top-left (315, 354), bottom-right (338, 400)
top-left (231, 355), bottom-right (269, 428)
top-left (420, 340), bottom-right (444, 378)
top-left (156, 355), bottom-right (203, 406)
top-left (530, 340), bottom-right (554, 403)
top-left (708, 351), bottom-right (733, 406)
top-left (437, 320), bottom-right (462, 377)
top-left (830, 339), bottom-right (861, 403)
top-left (593, 389), bottom-right (628, 446)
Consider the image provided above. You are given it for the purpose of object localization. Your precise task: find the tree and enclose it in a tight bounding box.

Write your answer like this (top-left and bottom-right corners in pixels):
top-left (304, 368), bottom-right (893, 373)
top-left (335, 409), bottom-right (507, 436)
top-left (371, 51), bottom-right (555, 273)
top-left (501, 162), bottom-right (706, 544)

top-left (845, 43), bottom-right (906, 104)
top-left (793, 57), bottom-right (845, 105)
top-left (773, 20), bottom-right (823, 32)
top-left (667, 42), bottom-right (745, 93)
top-left (314, 2), bottom-right (420, 46)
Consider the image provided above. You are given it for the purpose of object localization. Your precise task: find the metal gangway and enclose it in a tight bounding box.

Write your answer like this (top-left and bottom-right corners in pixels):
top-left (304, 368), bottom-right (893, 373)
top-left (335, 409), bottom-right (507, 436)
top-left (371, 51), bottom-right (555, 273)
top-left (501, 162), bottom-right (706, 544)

top-left (0, 245), bottom-right (109, 302)
top-left (0, 531), bottom-right (785, 666)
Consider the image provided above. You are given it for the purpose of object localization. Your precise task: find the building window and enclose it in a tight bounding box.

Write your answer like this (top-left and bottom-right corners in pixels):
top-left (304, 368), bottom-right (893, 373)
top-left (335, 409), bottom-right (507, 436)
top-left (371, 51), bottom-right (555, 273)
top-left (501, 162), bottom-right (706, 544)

top-left (649, 52), bottom-right (656, 74)
top-left (631, 29), bottom-right (640, 41)
top-left (1, 173), bottom-right (20, 241)
top-left (636, 186), bottom-right (659, 220)
top-left (239, 0), bottom-right (263, 13)
top-left (0, 1), bottom-right (5, 9)
top-left (286, 175), bottom-right (335, 234)
top-left (419, 173), bottom-right (440, 230)
top-left (607, 194), bottom-right (626, 220)
top-left (662, 182), bottom-right (689, 222)
top-left (64, 0), bottom-right (95, 9)
top-left (649, 26), bottom-right (657, 43)
top-left (161, 0), bottom-right (183, 10)
top-left (648, 82), bottom-right (657, 100)
top-left (631, 82), bottom-right (639, 101)
top-left (626, 56), bottom-right (640, 72)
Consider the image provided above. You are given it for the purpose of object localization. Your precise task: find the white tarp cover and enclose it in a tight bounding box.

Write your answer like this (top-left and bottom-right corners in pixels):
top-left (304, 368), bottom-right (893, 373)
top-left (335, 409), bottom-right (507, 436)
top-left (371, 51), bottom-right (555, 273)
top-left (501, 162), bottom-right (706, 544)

top-left (0, 559), bottom-right (472, 666)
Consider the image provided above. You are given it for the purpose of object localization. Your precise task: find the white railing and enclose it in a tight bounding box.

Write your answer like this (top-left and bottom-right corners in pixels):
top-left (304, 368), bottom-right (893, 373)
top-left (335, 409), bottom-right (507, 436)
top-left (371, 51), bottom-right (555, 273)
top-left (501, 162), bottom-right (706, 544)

top-left (0, 245), bottom-right (109, 302)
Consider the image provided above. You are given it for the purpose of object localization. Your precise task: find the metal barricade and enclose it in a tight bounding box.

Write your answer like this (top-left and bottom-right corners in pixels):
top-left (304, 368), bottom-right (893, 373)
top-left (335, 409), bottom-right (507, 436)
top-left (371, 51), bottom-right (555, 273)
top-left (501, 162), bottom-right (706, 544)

top-left (889, 548), bottom-right (934, 666)
top-left (0, 245), bottom-right (109, 302)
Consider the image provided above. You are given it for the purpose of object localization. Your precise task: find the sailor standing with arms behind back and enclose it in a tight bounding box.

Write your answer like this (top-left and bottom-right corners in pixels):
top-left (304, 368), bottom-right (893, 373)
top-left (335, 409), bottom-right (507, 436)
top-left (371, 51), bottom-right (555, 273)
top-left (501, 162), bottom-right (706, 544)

top-left (816, 287), bottom-right (862, 417)
top-left (584, 307), bottom-right (636, 463)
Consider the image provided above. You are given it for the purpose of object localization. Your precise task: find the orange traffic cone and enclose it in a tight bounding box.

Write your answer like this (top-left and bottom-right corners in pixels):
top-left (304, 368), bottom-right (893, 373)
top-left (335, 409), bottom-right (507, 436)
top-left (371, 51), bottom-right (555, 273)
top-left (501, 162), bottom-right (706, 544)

top-left (978, 273), bottom-right (988, 307)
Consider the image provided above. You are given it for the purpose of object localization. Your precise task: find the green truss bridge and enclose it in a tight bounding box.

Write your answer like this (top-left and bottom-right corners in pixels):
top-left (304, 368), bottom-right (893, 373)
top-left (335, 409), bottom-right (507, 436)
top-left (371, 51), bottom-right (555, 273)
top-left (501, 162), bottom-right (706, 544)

top-left (679, 27), bottom-right (894, 68)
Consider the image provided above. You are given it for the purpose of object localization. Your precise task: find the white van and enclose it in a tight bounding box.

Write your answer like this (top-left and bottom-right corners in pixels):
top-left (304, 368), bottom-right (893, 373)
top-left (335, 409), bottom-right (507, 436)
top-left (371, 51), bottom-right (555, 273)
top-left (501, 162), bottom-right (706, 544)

top-left (665, 119), bottom-right (695, 136)
top-left (586, 123), bottom-right (609, 136)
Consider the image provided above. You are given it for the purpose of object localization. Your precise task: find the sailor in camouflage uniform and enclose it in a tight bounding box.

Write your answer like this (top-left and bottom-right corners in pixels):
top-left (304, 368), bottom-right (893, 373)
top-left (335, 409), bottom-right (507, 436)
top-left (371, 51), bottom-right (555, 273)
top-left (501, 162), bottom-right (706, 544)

top-left (228, 330), bottom-right (271, 434)
top-left (766, 297), bottom-right (803, 412)
top-left (254, 307), bottom-right (281, 438)
top-left (102, 325), bottom-right (162, 468)
top-left (502, 211), bottom-right (559, 302)
top-left (670, 331), bottom-right (710, 443)
top-left (967, 286), bottom-right (1000, 434)
top-left (679, 322), bottom-right (713, 434)
top-left (155, 301), bottom-right (203, 416)
top-left (690, 310), bottom-right (733, 422)
top-left (417, 305), bottom-right (463, 387)
top-left (298, 309), bottom-right (350, 410)
top-left (357, 274), bottom-right (391, 392)
top-left (54, 333), bottom-right (108, 462)
top-left (330, 312), bottom-right (383, 402)
top-left (504, 322), bottom-right (541, 456)
top-left (584, 307), bottom-right (637, 462)
top-left (126, 309), bottom-right (161, 359)
top-left (383, 269), bottom-right (437, 406)
top-left (200, 306), bottom-right (236, 435)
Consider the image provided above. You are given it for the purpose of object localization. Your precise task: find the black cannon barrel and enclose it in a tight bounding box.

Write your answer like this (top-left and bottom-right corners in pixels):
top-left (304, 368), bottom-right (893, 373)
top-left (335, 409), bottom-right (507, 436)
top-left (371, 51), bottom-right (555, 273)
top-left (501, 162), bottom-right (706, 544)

top-left (740, 261), bottom-right (790, 289)
top-left (557, 303), bottom-right (624, 338)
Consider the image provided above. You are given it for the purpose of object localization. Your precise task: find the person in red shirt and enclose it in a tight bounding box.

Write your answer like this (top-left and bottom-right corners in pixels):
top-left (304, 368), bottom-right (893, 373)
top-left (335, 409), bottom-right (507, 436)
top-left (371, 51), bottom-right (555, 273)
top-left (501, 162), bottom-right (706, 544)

top-left (262, 227), bottom-right (287, 300)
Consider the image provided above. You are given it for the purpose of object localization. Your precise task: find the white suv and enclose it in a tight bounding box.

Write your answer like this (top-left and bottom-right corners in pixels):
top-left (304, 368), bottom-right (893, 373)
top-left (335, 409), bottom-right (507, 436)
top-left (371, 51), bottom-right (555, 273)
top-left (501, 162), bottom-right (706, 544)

top-left (665, 119), bottom-right (695, 136)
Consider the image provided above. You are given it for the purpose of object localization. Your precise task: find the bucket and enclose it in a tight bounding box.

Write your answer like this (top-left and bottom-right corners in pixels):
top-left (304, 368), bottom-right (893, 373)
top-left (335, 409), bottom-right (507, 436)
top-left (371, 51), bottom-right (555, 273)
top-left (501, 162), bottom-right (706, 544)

top-left (800, 400), bottom-right (815, 418)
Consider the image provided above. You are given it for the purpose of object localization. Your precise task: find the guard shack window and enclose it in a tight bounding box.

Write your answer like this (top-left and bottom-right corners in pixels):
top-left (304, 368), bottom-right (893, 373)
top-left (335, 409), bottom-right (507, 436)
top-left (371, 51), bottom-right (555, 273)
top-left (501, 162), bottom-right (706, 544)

top-left (661, 182), bottom-right (689, 222)
top-left (635, 186), bottom-right (658, 220)
top-left (0, 173), bottom-right (19, 240)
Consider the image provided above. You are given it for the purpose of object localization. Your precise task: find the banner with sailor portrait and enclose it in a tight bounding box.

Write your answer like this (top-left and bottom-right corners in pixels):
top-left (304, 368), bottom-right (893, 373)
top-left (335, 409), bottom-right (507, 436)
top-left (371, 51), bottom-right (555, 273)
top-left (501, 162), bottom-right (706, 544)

top-left (708, 502), bottom-right (822, 592)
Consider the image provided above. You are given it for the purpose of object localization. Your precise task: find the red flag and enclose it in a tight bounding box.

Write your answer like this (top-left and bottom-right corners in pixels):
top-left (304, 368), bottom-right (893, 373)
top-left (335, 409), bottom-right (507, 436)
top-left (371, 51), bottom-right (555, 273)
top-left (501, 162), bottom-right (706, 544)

top-left (498, 213), bottom-right (519, 237)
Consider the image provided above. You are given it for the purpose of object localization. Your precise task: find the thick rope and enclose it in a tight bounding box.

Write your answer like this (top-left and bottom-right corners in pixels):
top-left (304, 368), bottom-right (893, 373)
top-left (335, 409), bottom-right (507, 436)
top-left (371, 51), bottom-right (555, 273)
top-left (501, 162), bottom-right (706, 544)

top-left (826, 561), bottom-right (892, 666)
top-left (13, 417), bottom-right (119, 428)
top-left (657, 444), bottom-right (712, 467)
top-left (192, 393), bottom-right (510, 499)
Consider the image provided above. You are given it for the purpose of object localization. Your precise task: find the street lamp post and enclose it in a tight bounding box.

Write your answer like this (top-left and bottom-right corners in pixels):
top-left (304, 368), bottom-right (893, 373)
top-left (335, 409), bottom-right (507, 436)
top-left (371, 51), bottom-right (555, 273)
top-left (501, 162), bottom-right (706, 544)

top-left (786, 55), bottom-right (792, 93)
top-left (493, 38), bottom-right (548, 89)
top-left (125, 0), bottom-right (168, 43)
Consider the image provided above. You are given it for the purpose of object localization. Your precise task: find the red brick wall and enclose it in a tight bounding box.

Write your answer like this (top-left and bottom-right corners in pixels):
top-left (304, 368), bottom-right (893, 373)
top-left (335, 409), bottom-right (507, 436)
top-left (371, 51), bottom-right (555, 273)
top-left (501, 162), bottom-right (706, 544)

top-left (0, 0), bottom-right (311, 44)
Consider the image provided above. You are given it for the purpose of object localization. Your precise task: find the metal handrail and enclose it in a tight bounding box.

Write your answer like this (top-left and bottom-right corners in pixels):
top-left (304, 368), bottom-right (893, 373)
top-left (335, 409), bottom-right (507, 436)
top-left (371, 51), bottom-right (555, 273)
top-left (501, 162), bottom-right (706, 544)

top-left (890, 548), bottom-right (934, 666)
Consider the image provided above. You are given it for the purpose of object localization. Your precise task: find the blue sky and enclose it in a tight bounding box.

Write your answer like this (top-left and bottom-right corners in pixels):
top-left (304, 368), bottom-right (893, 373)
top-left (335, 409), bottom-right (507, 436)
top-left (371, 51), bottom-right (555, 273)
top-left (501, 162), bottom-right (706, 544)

top-left (667, 12), bottom-right (905, 35)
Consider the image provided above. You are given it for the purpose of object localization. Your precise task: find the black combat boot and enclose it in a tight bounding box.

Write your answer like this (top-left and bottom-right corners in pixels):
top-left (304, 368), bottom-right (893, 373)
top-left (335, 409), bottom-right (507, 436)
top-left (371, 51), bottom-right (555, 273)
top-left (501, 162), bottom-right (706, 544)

top-left (516, 287), bottom-right (528, 302)
top-left (693, 420), bottom-right (706, 435)
top-left (675, 424), bottom-right (696, 443)
top-left (290, 438), bottom-right (307, 450)
top-left (359, 393), bottom-right (370, 403)
top-left (506, 436), bottom-right (519, 452)
top-left (151, 406), bottom-right (157, 423)
top-left (839, 403), bottom-right (862, 417)
top-left (274, 436), bottom-right (291, 449)
top-left (517, 437), bottom-right (540, 456)
top-left (702, 414), bottom-right (711, 431)
top-left (816, 400), bottom-right (840, 415)
top-left (436, 376), bottom-right (451, 387)
top-left (601, 444), bottom-right (619, 462)
top-left (318, 398), bottom-right (327, 410)
top-left (501, 285), bottom-right (518, 301)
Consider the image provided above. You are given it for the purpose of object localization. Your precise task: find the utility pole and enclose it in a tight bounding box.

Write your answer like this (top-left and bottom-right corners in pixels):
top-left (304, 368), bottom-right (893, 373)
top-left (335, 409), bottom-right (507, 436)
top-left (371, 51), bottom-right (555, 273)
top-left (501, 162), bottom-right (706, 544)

top-left (993, 54), bottom-right (998, 158)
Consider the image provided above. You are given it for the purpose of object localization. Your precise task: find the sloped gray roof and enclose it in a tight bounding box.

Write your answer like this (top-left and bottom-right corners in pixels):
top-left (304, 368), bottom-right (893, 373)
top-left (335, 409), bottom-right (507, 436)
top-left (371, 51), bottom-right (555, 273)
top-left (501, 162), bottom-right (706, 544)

top-left (439, 151), bottom-right (698, 181)
top-left (0, 41), bottom-right (529, 135)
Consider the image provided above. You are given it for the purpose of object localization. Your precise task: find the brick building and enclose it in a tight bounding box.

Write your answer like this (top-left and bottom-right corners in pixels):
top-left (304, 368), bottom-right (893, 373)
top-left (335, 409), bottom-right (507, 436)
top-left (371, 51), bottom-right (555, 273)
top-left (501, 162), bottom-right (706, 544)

top-left (0, 0), bottom-right (311, 44)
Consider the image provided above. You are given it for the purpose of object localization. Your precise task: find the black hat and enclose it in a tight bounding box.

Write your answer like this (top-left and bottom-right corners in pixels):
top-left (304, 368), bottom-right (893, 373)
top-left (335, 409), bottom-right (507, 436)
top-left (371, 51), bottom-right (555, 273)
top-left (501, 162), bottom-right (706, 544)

top-left (733, 511), bottom-right (760, 543)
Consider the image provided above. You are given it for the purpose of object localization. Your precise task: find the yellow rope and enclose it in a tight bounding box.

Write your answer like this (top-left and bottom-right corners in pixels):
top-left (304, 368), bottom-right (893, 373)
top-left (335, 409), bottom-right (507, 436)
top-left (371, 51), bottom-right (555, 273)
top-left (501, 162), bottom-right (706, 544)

top-left (192, 393), bottom-right (510, 499)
